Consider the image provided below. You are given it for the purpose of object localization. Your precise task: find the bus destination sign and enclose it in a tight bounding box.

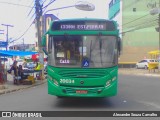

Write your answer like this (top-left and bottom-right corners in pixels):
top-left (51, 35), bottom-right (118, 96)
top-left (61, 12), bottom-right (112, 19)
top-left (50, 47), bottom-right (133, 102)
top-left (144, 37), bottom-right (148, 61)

top-left (60, 24), bottom-right (105, 30)
top-left (52, 21), bottom-right (115, 31)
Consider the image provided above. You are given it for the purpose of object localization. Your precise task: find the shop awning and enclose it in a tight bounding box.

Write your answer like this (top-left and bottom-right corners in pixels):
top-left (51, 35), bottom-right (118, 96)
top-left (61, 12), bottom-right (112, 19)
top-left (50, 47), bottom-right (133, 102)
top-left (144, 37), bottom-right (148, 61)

top-left (148, 50), bottom-right (160, 55)
top-left (0, 50), bottom-right (38, 57)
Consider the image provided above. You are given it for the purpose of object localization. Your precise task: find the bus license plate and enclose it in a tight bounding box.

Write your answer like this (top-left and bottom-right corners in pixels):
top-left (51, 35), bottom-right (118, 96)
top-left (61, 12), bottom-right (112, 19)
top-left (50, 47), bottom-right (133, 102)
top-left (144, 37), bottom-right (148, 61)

top-left (76, 90), bottom-right (88, 94)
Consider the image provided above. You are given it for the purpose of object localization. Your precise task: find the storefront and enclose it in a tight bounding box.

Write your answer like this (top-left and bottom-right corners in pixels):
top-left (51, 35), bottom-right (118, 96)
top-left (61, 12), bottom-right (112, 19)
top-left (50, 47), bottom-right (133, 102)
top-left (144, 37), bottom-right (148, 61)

top-left (0, 50), bottom-right (37, 84)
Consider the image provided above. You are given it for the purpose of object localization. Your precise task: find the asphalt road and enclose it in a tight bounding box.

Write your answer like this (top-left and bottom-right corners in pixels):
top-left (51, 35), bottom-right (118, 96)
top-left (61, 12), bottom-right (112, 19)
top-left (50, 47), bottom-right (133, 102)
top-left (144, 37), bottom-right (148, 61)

top-left (0, 74), bottom-right (160, 120)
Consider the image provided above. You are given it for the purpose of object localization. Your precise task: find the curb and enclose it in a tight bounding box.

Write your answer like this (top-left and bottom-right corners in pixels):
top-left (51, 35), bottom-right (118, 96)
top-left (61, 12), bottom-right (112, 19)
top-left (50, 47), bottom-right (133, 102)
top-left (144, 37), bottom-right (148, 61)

top-left (119, 71), bottom-right (160, 77)
top-left (0, 80), bottom-right (47, 95)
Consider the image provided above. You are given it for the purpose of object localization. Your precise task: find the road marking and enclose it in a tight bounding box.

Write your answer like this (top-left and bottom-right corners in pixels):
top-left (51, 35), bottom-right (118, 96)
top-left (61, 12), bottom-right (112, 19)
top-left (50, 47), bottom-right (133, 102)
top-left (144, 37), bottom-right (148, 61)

top-left (138, 101), bottom-right (160, 109)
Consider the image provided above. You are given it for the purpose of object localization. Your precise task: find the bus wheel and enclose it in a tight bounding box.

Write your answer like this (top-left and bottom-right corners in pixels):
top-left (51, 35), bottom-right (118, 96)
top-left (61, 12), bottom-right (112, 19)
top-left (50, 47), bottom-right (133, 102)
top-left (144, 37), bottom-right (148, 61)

top-left (57, 96), bottom-right (63, 98)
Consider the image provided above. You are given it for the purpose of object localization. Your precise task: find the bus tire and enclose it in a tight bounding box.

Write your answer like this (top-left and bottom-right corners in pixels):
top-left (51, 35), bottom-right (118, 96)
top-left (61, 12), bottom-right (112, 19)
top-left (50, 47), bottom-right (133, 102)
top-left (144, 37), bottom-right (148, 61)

top-left (57, 96), bottom-right (63, 98)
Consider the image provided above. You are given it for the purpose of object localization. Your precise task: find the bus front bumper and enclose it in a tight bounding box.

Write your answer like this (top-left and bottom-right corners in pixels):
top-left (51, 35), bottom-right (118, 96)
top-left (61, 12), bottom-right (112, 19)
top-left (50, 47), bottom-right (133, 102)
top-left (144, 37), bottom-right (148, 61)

top-left (48, 80), bottom-right (117, 97)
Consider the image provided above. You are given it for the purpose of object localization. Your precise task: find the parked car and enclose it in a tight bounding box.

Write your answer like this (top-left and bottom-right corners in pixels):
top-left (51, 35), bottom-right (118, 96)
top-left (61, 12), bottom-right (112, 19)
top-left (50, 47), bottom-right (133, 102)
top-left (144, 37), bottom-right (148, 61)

top-left (24, 62), bottom-right (36, 69)
top-left (136, 59), bottom-right (158, 69)
top-left (24, 62), bottom-right (47, 72)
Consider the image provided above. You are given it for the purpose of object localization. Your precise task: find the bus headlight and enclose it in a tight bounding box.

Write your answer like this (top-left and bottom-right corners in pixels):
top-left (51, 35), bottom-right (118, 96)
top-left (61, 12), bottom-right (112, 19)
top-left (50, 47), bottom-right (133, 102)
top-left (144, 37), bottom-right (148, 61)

top-left (112, 76), bottom-right (117, 82)
top-left (106, 80), bottom-right (111, 87)
top-left (48, 75), bottom-right (52, 80)
top-left (48, 75), bottom-right (59, 86)
top-left (53, 79), bottom-right (59, 86)
top-left (105, 76), bottom-right (117, 87)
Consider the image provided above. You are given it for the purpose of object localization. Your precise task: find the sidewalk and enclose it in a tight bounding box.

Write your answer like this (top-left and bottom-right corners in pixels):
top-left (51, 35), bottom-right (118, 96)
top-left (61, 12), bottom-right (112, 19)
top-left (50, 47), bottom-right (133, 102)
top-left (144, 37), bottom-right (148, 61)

top-left (119, 68), bottom-right (160, 77)
top-left (0, 74), bottom-right (47, 95)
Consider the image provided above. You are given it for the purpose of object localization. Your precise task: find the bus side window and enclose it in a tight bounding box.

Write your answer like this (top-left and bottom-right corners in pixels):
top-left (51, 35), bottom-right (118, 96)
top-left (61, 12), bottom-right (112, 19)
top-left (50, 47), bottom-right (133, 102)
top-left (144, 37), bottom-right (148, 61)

top-left (118, 37), bottom-right (121, 56)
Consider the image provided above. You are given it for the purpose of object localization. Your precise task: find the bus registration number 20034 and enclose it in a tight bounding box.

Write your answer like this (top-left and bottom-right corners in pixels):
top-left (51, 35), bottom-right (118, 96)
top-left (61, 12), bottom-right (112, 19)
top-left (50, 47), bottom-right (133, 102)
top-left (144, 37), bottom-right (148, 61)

top-left (60, 79), bottom-right (75, 84)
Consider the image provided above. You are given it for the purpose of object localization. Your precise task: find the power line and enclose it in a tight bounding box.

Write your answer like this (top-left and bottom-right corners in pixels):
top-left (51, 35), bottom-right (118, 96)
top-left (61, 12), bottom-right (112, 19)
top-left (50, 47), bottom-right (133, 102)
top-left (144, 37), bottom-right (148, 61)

top-left (122, 21), bottom-right (158, 34)
top-left (42, 0), bottom-right (56, 14)
top-left (28, 0), bottom-right (56, 20)
top-left (27, 1), bottom-right (35, 17)
top-left (122, 24), bottom-right (156, 34)
top-left (0, 1), bottom-right (32, 8)
top-left (28, 0), bottom-right (47, 17)
top-left (122, 12), bottom-right (158, 33)
top-left (124, 17), bottom-right (158, 29)
top-left (41, 0), bottom-right (47, 5)
top-left (12, 20), bottom-right (34, 41)
top-left (122, 14), bottom-right (150, 26)
top-left (123, 22), bottom-right (158, 34)
top-left (42, 0), bottom-right (56, 9)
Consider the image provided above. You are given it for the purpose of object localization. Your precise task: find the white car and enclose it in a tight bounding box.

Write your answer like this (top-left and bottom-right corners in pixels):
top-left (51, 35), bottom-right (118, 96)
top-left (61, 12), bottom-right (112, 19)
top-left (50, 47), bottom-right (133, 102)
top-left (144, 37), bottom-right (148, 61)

top-left (136, 59), bottom-right (158, 69)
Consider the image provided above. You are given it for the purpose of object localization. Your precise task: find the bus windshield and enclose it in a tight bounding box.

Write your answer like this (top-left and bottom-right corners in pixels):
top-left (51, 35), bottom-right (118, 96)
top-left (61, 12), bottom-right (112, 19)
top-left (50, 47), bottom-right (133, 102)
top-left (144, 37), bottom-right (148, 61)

top-left (48, 35), bottom-right (118, 68)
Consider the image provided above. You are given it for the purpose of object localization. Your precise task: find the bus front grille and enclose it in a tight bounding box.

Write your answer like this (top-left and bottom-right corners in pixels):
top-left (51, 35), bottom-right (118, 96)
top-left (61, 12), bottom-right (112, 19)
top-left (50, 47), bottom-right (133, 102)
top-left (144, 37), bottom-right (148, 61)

top-left (58, 70), bottom-right (107, 78)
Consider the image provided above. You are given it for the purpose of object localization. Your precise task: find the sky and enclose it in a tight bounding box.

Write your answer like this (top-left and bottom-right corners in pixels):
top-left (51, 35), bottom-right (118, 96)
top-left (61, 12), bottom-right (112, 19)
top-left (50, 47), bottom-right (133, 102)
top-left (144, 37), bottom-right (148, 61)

top-left (0, 0), bottom-right (109, 46)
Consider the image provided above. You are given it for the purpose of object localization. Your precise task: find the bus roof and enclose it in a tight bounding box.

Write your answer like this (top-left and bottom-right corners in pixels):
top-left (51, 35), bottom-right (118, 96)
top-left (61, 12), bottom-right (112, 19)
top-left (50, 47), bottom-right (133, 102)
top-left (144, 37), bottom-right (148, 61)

top-left (55, 18), bottom-right (113, 21)
top-left (51, 18), bottom-right (116, 24)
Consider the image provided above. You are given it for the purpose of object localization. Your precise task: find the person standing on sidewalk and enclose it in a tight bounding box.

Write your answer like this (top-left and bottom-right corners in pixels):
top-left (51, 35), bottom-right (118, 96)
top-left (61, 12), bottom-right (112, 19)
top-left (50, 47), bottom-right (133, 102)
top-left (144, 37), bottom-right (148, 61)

top-left (8, 61), bottom-right (19, 84)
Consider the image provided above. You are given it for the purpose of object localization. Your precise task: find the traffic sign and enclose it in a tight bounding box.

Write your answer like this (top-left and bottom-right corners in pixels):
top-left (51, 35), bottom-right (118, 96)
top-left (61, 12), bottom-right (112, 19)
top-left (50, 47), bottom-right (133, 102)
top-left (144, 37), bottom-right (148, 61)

top-left (82, 59), bottom-right (89, 67)
top-left (0, 41), bottom-right (8, 47)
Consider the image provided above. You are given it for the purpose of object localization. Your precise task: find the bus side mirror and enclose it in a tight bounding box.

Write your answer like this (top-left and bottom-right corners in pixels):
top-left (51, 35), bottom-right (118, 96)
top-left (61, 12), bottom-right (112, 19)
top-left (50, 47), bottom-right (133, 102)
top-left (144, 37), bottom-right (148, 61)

top-left (43, 48), bottom-right (48, 55)
top-left (42, 35), bottom-right (46, 47)
top-left (118, 37), bottom-right (121, 56)
top-left (42, 35), bottom-right (48, 55)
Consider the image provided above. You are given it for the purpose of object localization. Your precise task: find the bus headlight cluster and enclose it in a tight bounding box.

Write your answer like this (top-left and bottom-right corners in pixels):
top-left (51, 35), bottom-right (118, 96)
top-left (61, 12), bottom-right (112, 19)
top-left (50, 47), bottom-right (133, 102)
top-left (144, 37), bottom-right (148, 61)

top-left (105, 76), bottom-right (117, 87)
top-left (106, 80), bottom-right (112, 87)
top-left (48, 75), bottom-right (59, 86)
top-left (47, 75), bottom-right (52, 80)
top-left (112, 76), bottom-right (117, 82)
top-left (53, 79), bottom-right (59, 86)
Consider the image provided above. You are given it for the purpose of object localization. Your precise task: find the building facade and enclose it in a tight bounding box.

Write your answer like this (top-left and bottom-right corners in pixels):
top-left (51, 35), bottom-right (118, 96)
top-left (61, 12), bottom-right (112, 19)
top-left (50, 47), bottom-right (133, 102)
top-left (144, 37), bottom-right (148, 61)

top-left (34, 14), bottom-right (59, 51)
top-left (121, 0), bottom-right (159, 62)
top-left (9, 44), bottom-right (35, 51)
top-left (108, 0), bottom-right (122, 55)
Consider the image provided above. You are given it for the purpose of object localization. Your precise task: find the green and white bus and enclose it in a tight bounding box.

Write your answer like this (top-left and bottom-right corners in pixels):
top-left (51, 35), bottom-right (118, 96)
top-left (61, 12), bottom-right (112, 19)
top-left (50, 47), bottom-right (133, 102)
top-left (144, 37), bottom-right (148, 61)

top-left (43, 18), bottom-right (121, 97)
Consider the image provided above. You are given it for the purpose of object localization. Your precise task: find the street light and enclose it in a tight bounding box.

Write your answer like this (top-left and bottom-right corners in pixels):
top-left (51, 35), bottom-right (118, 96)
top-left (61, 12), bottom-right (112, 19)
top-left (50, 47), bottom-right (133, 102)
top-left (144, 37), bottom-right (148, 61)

top-left (150, 2), bottom-right (160, 71)
top-left (43, 1), bottom-right (95, 15)
top-left (75, 1), bottom-right (95, 11)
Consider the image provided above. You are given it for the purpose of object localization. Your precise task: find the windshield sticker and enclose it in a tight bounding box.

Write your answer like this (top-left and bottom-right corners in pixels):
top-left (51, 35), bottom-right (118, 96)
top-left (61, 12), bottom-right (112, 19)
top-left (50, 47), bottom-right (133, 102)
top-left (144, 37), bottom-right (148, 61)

top-left (82, 60), bottom-right (89, 67)
top-left (79, 47), bottom-right (87, 56)
top-left (60, 59), bottom-right (70, 64)
top-left (57, 52), bottom-right (64, 57)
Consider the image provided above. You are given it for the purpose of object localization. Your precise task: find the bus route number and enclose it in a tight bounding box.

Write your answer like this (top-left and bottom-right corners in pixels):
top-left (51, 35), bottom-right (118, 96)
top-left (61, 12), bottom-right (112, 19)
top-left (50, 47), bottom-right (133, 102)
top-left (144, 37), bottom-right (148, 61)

top-left (60, 79), bottom-right (75, 84)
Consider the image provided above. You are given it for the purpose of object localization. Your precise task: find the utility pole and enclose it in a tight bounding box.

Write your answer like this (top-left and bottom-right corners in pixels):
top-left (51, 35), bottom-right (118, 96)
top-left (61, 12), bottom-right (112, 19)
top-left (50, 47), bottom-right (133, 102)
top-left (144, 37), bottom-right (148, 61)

top-left (1, 24), bottom-right (14, 50)
top-left (22, 38), bottom-right (25, 51)
top-left (35, 0), bottom-right (44, 79)
top-left (158, 0), bottom-right (160, 71)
